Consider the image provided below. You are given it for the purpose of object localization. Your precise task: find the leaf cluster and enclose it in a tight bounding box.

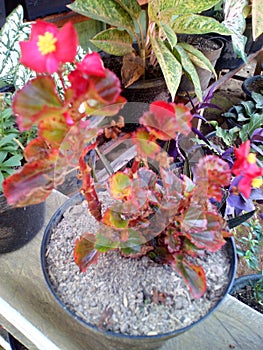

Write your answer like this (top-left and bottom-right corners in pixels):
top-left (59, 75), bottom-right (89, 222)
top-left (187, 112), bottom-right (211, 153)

top-left (69, 0), bottom-right (232, 100)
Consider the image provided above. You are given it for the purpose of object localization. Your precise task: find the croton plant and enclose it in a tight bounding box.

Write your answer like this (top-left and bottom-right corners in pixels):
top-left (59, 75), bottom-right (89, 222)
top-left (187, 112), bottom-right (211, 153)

top-left (3, 20), bottom-right (263, 299)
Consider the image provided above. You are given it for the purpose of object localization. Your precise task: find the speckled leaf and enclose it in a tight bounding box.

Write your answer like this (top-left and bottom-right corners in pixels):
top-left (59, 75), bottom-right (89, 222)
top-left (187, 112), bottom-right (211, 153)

top-left (160, 22), bottom-right (177, 48)
top-left (222, 0), bottom-right (248, 61)
top-left (178, 42), bottom-right (217, 77)
top-left (150, 35), bottom-right (182, 101)
top-left (91, 29), bottom-right (133, 56)
top-left (114, 0), bottom-right (142, 19)
top-left (173, 14), bottom-right (232, 35)
top-left (252, 0), bottom-right (263, 39)
top-left (174, 45), bottom-right (202, 101)
top-left (68, 0), bottom-right (135, 33)
top-left (156, 0), bottom-right (221, 15)
top-left (13, 76), bottom-right (63, 131)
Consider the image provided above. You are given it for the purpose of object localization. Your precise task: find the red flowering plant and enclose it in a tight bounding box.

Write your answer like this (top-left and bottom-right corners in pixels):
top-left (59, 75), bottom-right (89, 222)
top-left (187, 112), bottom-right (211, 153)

top-left (2, 20), bottom-right (262, 299)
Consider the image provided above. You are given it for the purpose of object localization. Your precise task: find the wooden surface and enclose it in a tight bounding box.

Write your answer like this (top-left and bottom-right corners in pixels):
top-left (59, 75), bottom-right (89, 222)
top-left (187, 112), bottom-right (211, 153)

top-left (0, 190), bottom-right (262, 350)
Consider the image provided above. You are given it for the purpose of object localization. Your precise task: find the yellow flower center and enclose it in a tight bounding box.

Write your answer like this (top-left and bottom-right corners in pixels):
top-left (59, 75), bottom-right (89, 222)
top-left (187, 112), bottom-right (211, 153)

top-left (247, 153), bottom-right (256, 164)
top-left (37, 32), bottom-right (57, 55)
top-left (252, 177), bottom-right (263, 188)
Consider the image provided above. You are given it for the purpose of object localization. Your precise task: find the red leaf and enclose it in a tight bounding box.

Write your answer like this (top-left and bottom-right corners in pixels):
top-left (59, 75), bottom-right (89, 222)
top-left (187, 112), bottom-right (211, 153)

top-left (194, 155), bottom-right (231, 201)
top-left (139, 101), bottom-right (192, 140)
top-left (173, 256), bottom-right (207, 299)
top-left (3, 149), bottom-right (66, 207)
top-left (13, 76), bottom-right (63, 131)
top-left (74, 234), bottom-right (99, 272)
top-left (24, 137), bottom-right (51, 162)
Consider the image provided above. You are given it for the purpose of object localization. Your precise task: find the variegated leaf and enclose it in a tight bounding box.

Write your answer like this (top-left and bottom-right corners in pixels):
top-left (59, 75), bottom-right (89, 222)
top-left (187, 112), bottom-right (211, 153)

top-left (172, 14), bottom-right (232, 35)
top-left (156, 0), bottom-right (222, 17)
top-left (178, 42), bottom-right (217, 77)
top-left (174, 45), bottom-right (202, 100)
top-left (160, 22), bottom-right (177, 48)
top-left (114, 0), bottom-right (142, 20)
top-left (150, 35), bottom-right (182, 101)
top-left (252, 0), bottom-right (263, 40)
top-left (222, 0), bottom-right (248, 61)
top-left (68, 0), bottom-right (135, 33)
top-left (91, 29), bottom-right (133, 56)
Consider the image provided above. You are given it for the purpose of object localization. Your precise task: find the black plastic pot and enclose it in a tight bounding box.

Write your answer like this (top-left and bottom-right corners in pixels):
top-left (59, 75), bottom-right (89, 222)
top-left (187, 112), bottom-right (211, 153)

top-left (230, 274), bottom-right (263, 294)
top-left (0, 0), bottom-right (5, 28)
top-left (102, 53), bottom-right (171, 132)
top-left (41, 193), bottom-right (237, 350)
top-left (0, 194), bottom-right (46, 254)
top-left (242, 75), bottom-right (263, 98)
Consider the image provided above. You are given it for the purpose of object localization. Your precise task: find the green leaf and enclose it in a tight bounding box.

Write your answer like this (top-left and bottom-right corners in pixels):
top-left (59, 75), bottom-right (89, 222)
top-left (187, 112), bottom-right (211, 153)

top-left (239, 114), bottom-right (263, 142)
top-left (2, 154), bottom-right (22, 167)
top-left (160, 22), bottom-right (177, 48)
top-left (0, 152), bottom-right (7, 164)
top-left (69, 0), bottom-right (135, 33)
top-left (102, 208), bottom-right (129, 229)
top-left (91, 29), bottom-right (133, 56)
top-left (173, 14), bottom-right (232, 35)
top-left (95, 231), bottom-right (119, 252)
top-left (150, 35), bottom-right (182, 101)
top-left (173, 45), bottom-right (202, 101)
top-left (114, 0), bottom-right (142, 20)
top-left (178, 42), bottom-right (217, 77)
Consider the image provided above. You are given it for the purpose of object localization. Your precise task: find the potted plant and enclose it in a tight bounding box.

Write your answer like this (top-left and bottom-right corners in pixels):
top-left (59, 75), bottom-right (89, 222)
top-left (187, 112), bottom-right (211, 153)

top-left (68, 0), bottom-right (232, 102)
top-left (3, 19), bottom-right (263, 349)
top-left (0, 91), bottom-right (46, 253)
top-left (230, 274), bottom-right (263, 313)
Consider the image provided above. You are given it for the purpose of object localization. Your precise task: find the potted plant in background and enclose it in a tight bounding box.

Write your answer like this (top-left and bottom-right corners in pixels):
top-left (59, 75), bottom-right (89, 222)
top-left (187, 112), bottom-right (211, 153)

top-left (0, 92), bottom-right (45, 254)
top-left (68, 0), bottom-right (232, 102)
top-left (2, 18), bottom-right (263, 349)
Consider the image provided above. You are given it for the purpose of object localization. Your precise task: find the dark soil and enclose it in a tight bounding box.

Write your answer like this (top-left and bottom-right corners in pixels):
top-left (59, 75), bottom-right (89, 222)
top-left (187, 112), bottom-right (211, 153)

top-left (231, 284), bottom-right (263, 313)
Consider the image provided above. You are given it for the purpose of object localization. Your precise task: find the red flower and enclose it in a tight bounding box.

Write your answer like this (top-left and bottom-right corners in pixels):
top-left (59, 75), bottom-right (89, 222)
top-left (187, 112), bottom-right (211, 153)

top-left (76, 52), bottom-right (106, 77)
top-left (232, 141), bottom-right (263, 198)
top-left (20, 20), bottom-right (78, 73)
top-left (139, 101), bottom-right (192, 141)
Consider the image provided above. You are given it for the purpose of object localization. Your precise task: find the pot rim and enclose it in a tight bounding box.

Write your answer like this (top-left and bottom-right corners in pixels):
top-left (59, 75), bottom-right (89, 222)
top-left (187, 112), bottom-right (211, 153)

top-left (41, 193), bottom-right (237, 341)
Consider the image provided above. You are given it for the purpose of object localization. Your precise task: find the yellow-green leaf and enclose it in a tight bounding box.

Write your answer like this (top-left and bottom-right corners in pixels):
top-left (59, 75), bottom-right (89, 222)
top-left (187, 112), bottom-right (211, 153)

top-left (114, 0), bottom-right (142, 20)
top-left (160, 22), bottom-right (177, 48)
top-left (252, 0), bottom-right (263, 40)
top-left (91, 29), bottom-right (133, 56)
top-left (69, 0), bottom-right (135, 33)
top-left (172, 14), bottom-right (232, 35)
top-left (109, 172), bottom-right (132, 200)
top-left (150, 35), bottom-right (182, 101)
top-left (157, 0), bottom-right (221, 17)
top-left (174, 45), bottom-right (202, 101)
top-left (178, 42), bottom-right (217, 77)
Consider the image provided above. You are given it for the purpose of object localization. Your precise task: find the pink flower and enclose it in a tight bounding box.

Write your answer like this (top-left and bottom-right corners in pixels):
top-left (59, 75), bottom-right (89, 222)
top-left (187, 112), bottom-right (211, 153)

top-left (76, 52), bottom-right (106, 77)
top-left (232, 141), bottom-right (263, 198)
top-left (20, 20), bottom-right (78, 73)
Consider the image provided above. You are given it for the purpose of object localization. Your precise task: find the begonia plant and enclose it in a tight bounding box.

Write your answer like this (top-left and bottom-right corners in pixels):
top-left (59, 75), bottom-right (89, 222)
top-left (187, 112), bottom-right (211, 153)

top-left (3, 20), bottom-right (263, 299)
